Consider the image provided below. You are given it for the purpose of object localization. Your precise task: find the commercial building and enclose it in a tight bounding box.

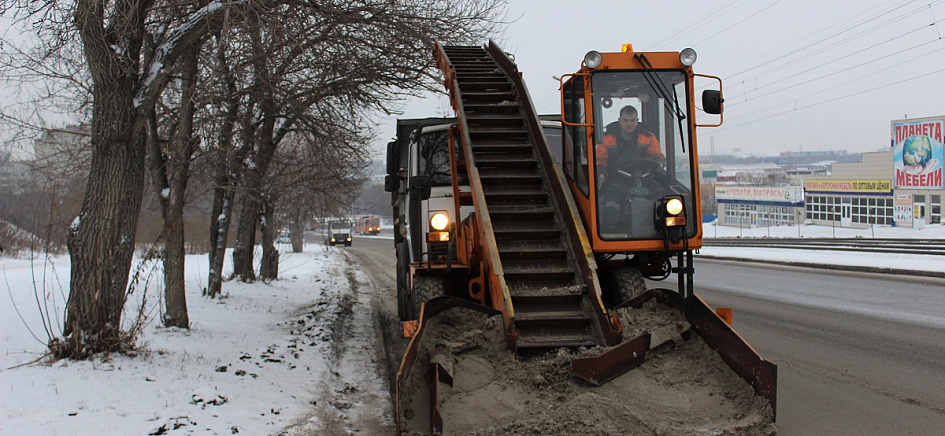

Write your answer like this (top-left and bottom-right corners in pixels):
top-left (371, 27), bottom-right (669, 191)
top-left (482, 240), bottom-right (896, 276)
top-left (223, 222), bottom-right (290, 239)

top-left (716, 185), bottom-right (805, 228)
top-left (804, 151), bottom-right (894, 228)
top-left (802, 116), bottom-right (943, 229)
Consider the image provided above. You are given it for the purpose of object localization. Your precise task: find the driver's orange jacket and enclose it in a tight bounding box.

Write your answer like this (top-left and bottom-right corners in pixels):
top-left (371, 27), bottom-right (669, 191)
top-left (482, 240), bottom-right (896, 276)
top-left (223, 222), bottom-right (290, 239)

top-left (595, 132), bottom-right (662, 168)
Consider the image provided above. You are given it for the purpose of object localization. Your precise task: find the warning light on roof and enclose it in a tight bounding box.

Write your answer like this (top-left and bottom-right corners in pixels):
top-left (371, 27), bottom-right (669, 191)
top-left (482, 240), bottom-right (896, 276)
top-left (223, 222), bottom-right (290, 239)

top-left (621, 43), bottom-right (633, 53)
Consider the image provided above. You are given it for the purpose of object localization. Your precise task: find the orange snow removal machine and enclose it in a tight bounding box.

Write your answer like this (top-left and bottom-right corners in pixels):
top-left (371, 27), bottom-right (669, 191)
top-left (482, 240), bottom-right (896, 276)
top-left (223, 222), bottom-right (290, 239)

top-left (385, 40), bottom-right (776, 434)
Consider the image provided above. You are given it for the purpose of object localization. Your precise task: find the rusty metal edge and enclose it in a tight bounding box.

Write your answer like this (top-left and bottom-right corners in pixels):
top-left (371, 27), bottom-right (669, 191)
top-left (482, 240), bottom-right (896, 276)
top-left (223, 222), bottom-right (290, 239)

top-left (685, 292), bottom-right (778, 420)
top-left (572, 332), bottom-right (651, 385)
top-left (395, 296), bottom-right (501, 434)
top-left (615, 288), bottom-right (777, 420)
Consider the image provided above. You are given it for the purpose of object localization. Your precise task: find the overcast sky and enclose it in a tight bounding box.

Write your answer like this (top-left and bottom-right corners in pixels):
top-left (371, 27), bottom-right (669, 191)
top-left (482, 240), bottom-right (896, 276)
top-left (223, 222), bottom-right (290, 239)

top-left (376, 0), bottom-right (945, 159)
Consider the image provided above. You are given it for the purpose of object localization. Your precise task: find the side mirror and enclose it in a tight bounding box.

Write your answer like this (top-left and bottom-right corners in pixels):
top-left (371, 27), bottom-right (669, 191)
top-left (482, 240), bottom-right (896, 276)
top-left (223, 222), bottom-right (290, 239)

top-left (408, 175), bottom-right (431, 201)
top-left (702, 90), bottom-right (723, 115)
top-left (384, 174), bottom-right (399, 193)
top-left (386, 140), bottom-right (400, 175)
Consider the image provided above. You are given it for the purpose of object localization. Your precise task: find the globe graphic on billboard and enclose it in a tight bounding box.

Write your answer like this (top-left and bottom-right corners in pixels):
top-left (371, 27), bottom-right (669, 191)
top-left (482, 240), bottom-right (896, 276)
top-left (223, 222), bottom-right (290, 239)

top-left (902, 135), bottom-right (932, 168)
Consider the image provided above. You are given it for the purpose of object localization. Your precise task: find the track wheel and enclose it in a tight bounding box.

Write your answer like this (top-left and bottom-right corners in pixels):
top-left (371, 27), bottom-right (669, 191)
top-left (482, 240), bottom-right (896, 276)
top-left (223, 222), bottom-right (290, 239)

top-left (411, 275), bottom-right (445, 320)
top-left (612, 267), bottom-right (647, 306)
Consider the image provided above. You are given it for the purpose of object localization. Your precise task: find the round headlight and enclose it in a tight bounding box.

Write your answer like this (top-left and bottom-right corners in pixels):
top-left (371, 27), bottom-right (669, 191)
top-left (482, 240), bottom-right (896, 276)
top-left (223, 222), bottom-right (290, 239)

top-left (430, 212), bottom-right (449, 231)
top-left (584, 51), bottom-right (603, 69)
top-left (666, 198), bottom-right (684, 216)
top-left (679, 48), bottom-right (697, 66)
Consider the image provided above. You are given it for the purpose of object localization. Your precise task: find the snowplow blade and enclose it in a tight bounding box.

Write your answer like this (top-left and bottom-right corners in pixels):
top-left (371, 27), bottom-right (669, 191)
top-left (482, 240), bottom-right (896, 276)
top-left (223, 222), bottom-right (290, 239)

top-left (685, 291), bottom-right (778, 418)
top-left (572, 332), bottom-right (650, 385)
top-left (613, 288), bottom-right (777, 418)
top-left (395, 296), bottom-right (501, 435)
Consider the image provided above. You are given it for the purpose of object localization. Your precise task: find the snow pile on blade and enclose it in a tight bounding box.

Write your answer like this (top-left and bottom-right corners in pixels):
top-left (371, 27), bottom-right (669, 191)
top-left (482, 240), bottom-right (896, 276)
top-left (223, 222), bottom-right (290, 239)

top-left (398, 302), bottom-right (775, 435)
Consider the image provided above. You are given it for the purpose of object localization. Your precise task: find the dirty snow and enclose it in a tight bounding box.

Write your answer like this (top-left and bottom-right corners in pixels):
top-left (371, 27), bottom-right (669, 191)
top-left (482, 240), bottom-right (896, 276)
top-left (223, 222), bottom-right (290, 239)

top-left (0, 245), bottom-right (392, 435)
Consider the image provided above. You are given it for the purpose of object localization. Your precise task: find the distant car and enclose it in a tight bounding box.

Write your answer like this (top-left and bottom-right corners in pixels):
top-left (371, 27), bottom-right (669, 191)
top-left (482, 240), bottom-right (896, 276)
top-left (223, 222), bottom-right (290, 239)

top-left (276, 232), bottom-right (291, 244)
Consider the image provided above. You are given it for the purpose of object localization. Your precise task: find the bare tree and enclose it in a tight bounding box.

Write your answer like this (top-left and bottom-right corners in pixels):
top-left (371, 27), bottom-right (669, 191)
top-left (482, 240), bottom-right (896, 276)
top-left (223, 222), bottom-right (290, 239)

top-left (3, 0), bottom-right (260, 357)
top-left (3, 0), bottom-right (508, 357)
top-left (145, 43), bottom-right (204, 328)
top-left (218, 0), bottom-right (509, 282)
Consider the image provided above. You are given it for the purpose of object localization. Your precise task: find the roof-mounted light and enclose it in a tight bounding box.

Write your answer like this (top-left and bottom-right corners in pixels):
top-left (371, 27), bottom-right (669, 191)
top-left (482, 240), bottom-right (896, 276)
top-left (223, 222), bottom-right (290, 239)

top-left (584, 50), bottom-right (603, 69)
top-left (680, 48), bottom-right (697, 66)
top-left (621, 43), bottom-right (633, 53)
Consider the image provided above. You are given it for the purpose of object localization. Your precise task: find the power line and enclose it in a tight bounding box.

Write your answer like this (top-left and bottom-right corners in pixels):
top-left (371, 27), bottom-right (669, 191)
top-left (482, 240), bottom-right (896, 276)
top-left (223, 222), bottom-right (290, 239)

top-left (715, 65), bottom-right (945, 132)
top-left (690, 1), bottom-right (784, 48)
top-left (648, 0), bottom-right (752, 49)
top-left (730, 27), bottom-right (945, 106)
top-left (724, 42), bottom-right (945, 118)
top-left (730, 0), bottom-right (944, 94)
top-left (724, 1), bottom-right (918, 78)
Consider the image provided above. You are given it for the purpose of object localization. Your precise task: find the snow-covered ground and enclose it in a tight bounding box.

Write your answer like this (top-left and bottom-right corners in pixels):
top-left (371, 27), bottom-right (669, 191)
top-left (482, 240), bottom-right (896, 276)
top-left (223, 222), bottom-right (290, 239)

top-left (0, 223), bottom-right (941, 435)
top-left (701, 221), bottom-right (945, 274)
top-left (0, 245), bottom-right (392, 436)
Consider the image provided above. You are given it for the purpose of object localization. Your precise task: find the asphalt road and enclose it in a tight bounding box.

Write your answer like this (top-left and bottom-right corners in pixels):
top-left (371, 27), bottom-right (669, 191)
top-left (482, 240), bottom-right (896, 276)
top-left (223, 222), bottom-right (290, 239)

top-left (685, 260), bottom-right (945, 436)
top-left (343, 232), bottom-right (945, 435)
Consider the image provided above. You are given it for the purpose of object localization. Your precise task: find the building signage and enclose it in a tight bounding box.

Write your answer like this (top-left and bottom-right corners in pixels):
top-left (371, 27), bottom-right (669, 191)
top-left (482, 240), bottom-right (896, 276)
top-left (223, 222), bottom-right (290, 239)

top-left (715, 185), bottom-right (803, 203)
top-left (894, 196), bottom-right (913, 224)
top-left (804, 179), bottom-right (892, 194)
top-left (891, 117), bottom-right (944, 190)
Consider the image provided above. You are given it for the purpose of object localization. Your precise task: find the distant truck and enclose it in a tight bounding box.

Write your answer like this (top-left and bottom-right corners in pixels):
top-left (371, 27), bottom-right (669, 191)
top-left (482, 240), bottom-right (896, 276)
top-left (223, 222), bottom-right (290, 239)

top-left (355, 216), bottom-right (381, 235)
top-left (327, 220), bottom-right (352, 247)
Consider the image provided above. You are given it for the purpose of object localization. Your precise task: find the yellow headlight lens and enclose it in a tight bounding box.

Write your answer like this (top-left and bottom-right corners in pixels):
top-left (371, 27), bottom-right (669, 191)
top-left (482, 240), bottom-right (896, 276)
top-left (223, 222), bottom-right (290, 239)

top-left (430, 212), bottom-right (449, 231)
top-left (666, 198), bottom-right (683, 216)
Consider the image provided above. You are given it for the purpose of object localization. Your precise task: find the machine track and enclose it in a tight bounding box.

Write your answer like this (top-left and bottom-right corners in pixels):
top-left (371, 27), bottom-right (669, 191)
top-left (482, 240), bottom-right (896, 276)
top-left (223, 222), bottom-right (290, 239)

top-left (439, 45), bottom-right (608, 353)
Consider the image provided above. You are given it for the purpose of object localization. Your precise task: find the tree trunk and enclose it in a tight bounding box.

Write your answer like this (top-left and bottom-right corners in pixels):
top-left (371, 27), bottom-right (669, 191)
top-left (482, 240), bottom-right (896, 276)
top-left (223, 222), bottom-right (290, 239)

top-left (61, 0), bottom-right (148, 358)
top-left (160, 45), bottom-right (200, 328)
top-left (259, 194), bottom-right (279, 281)
top-left (231, 192), bottom-right (259, 282)
top-left (290, 204), bottom-right (305, 253)
top-left (207, 35), bottom-right (240, 298)
top-left (207, 188), bottom-right (234, 298)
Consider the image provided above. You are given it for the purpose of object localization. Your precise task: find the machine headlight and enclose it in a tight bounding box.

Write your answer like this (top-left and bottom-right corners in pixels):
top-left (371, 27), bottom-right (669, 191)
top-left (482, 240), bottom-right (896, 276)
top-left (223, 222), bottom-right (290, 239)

top-left (584, 50), bottom-right (603, 69)
top-left (430, 212), bottom-right (449, 231)
top-left (680, 48), bottom-right (697, 66)
top-left (657, 196), bottom-right (687, 227)
top-left (666, 198), bottom-right (684, 216)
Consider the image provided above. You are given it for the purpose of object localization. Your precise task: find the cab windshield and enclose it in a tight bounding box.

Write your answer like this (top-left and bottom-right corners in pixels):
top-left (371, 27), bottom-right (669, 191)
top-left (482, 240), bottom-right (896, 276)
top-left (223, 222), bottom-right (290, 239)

top-left (591, 70), bottom-right (697, 241)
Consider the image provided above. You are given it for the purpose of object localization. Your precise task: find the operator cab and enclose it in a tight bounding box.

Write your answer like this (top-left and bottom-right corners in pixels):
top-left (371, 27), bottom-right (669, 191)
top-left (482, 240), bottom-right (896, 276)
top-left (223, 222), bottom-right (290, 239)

top-left (590, 70), bottom-right (695, 241)
top-left (559, 45), bottom-right (722, 255)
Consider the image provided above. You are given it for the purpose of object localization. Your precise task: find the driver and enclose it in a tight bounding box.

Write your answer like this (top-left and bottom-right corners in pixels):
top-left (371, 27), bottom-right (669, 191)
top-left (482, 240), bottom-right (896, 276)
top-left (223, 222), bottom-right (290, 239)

top-left (595, 105), bottom-right (665, 185)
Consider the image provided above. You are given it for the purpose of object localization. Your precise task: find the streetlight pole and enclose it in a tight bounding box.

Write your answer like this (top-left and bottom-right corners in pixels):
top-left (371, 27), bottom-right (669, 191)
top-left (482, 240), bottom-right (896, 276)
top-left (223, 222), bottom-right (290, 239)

top-left (797, 208), bottom-right (801, 237)
top-left (830, 205), bottom-right (835, 238)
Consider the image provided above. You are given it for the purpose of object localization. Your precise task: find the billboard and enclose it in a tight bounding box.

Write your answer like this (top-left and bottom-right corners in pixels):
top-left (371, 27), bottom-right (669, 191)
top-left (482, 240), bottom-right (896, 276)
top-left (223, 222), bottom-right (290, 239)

top-left (891, 117), bottom-right (944, 190)
top-left (804, 179), bottom-right (892, 194)
top-left (894, 195), bottom-right (913, 224)
top-left (716, 185), bottom-right (803, 203)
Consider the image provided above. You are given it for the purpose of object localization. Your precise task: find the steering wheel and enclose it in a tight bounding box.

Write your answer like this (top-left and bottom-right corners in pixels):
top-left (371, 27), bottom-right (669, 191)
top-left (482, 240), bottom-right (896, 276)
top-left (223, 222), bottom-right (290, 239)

top-left (613, 158), bottom-right (661, 181)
